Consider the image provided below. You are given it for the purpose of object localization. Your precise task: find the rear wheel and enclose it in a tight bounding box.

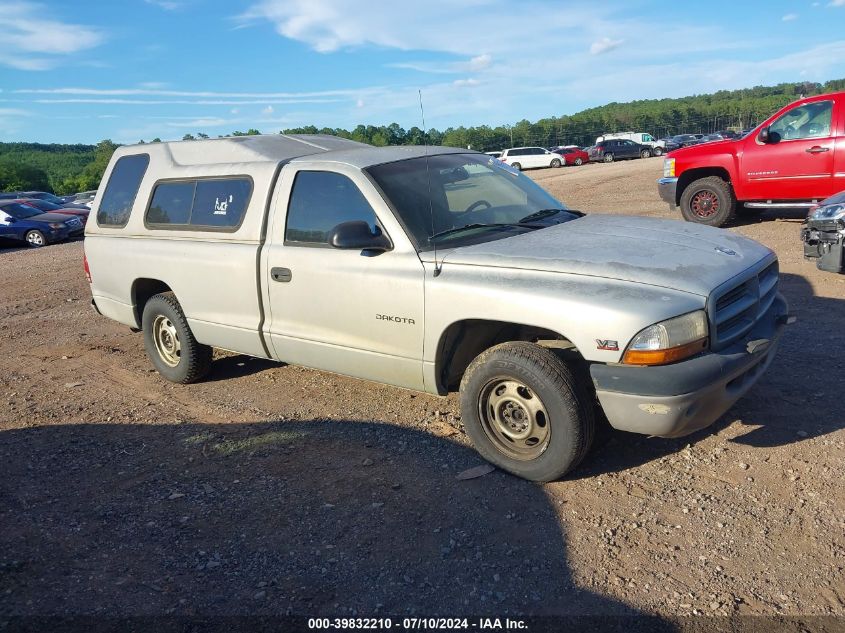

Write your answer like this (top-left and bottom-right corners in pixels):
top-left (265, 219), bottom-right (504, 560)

top-left (142, 292), bottom-right (212, 383)
top-left (459, 342), bottom-right (595, 482)
top-left (25, 230), bottom-right (46, 247)
top-left (511, 162), bottom-right (522, 171)
top-left (550, 158), bottom-right (561, 168)
top-left (603, 153), bottom-right (614, 163)
top-left (640, 149), bottom-right (651, 159)
top-left (679, 176), bottom-right (736, 227)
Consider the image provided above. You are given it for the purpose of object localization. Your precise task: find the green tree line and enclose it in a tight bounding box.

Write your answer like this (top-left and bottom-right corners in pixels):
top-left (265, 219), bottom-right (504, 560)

top-left (2, 78), bottom-right (843, 195)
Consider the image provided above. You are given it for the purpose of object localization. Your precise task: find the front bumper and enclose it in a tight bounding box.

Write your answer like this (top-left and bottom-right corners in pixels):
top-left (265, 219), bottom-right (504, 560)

top-left (590, 293), bottom-right (789, 438)
top-left (657, 177), bottom-right (678, 207)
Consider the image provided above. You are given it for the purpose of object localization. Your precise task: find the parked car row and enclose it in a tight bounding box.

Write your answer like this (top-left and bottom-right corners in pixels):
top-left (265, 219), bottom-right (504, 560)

top-left (0, 197), bottom-right (88, 247)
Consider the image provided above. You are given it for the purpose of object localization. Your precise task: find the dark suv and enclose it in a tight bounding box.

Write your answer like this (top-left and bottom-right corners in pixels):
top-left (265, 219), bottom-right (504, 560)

top-left (588, 139), bottom-right (650, 163)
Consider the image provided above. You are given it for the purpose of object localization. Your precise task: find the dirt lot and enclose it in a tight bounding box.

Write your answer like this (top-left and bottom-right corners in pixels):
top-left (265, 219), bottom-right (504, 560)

top-left (1, 157), bottom-right (844, 627)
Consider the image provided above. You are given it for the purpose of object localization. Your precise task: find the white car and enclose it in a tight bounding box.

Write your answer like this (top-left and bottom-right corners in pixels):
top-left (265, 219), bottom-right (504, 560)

top-left (498, 147), bottom-right (563, 170)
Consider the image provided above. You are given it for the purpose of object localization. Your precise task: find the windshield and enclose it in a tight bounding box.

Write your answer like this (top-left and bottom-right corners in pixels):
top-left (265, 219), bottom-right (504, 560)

top-left (1, 203), bottom-right (41, 219)
top-left (367, 153), bottom-right (579, 249)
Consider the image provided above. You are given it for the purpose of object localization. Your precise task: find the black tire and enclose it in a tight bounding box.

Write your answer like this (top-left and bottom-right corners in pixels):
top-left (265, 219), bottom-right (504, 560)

top-left (25, 230), bottom-right (46, 248)
top-left (640, 149), bottom-right (651, 159)
top-left (550, 158), bottom-right (561, 168)
top-left (603, 153), bottom-right (614, 163)
top-left (142, 292), bottom-right (212, 384)
top-left (574, 157), bottom-right (583, 166)
top-left (459, 342), bottom-right (595, 482)
top-left (654, 147), bottom-right (664, 157)
top-left (679, 176), bottom-right (736, 227)
top-left (511, 162), bottom-right (522, 171)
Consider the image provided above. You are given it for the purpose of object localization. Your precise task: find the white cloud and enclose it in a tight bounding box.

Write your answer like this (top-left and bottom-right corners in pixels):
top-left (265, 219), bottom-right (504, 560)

top-left (589, 37), bottom-right (624, 55)
top-left (781, 13), bottom-right (798, 21)
top-left (468, 54), bottom-right (491, 71)
top-left (31, 98), bottom-right (343, 106)
top-left (262, 105), bottom-right (274, 115)
top-left (453, 78), bottom-right (480, 87)
top-left (0, 1), bottom-right (104, 70)
top-left (231, 108), bottom-right (240, 114)
top-left (16, 87), bottom-right (368, 98)
top-left (828, 0), bottom-right (845, 5)
top-left (356, 99), bottom-right (364, 108)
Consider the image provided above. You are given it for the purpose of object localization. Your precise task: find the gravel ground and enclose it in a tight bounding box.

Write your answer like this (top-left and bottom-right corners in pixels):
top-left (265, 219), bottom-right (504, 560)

top-left (1, 157), bottom-right (844, 628)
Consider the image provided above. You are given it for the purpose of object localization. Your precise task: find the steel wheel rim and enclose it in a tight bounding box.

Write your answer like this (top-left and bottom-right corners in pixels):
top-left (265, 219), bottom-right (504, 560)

top-left (604, 154), bottom-right (612, 162)
top-left (152, 315), bottom-right (181, 367)
top-left (478, 378), bottom-right (550, 461)
top-left (690, 190), bottom-right (719, 218)
top-left (27, 232), bottom-right (43, 246)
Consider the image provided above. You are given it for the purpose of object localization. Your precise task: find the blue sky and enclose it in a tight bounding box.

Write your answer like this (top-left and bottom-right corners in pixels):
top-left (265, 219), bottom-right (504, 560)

top-left (1, 0), bottom-right (845, 144)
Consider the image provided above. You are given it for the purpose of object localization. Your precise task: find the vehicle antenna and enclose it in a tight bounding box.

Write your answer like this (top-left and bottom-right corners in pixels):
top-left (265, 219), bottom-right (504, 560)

top-left (420, 90), bottom-right (441, 277)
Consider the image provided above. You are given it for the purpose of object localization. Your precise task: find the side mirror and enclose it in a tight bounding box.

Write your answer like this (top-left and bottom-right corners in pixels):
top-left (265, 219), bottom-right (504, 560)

top-left (758, 127), bottom-right (770, 143)
top-left (328, 221), bottom-right (391, 252)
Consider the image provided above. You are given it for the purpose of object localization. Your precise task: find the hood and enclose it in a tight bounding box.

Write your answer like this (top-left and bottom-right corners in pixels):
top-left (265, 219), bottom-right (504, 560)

top-left (820, 189), bottom-right (845, 206)
top-left (668, 138), bottom-right (735, 159)
top-left (440, 215), bottom-right (773, 297)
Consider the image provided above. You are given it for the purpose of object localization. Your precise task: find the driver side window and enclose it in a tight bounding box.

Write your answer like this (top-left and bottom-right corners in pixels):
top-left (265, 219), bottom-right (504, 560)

top-left (769, 101), bottom-right (833, 141)
top-left (285, 171), bottom-right (379, 246)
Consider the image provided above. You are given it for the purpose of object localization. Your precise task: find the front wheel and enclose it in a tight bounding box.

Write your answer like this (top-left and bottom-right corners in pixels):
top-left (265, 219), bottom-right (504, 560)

top-left (573, 157), bottom-right (583, 166)
top-left (142, 292), bottom-right (212, 383)
top-left (653, 147), bottom-right (664, 157)
top-left (640, 149), bottom-right (651, 159)
top-left (550, 158), bottom-right (561, 168)
top-left (459, 342), bottom-right (595, 482)
top-left (679, 176), bottom-right (736, 227)
top-left (510, 162), bottom-right (522, 171)
top-left (25, 230), bottom-right (46, 247)
top-left (603, 153), bottom-right (614, 163)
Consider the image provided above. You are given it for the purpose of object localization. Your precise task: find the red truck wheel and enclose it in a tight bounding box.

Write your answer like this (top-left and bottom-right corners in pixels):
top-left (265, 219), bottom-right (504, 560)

top-left (680, 176), bottom-right (736, 227)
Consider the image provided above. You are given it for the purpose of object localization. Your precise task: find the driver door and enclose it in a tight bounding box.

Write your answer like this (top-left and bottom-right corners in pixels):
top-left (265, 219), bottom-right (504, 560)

top-left (263, 164), bottom-right (426, 390)
top-left (741, 99), bottom-right (836, 200)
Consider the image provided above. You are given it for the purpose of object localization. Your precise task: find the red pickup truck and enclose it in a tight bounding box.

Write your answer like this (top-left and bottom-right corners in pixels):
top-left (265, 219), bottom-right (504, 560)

top-left (658, 91), bottom-right (845, 226)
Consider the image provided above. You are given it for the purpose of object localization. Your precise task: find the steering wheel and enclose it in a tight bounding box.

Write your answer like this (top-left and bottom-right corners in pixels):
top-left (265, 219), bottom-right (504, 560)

top-left (464, 200), bottom-right (492, 214)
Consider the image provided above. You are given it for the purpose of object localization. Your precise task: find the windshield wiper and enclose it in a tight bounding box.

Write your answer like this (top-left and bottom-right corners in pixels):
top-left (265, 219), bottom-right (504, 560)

top-left (518, 208), bottom-right (584, 223)
top-left (429, 222), bottom-right (541, 241)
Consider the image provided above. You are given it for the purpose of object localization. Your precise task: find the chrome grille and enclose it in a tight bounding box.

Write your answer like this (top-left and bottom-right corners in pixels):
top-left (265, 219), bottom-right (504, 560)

top-left (709, 259), bottom-right (779, 349)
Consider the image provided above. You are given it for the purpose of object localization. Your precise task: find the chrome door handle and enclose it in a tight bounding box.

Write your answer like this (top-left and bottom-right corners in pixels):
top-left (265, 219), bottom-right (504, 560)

top-left (806, 146), bottom-right (830, 154)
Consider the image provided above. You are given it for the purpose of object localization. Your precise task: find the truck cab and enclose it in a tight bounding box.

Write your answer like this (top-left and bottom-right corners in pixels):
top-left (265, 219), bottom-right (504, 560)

top-left (659, 91), bottom-right (845, 226)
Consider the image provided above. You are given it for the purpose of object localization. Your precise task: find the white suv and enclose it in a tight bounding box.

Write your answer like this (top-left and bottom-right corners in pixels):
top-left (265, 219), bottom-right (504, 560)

top-left (499, 147), bottom-right (562, 170)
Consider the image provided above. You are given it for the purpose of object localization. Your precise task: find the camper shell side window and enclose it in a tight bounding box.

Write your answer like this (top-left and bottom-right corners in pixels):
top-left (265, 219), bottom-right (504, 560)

top-left (144, 176), bottom-right (253, 232)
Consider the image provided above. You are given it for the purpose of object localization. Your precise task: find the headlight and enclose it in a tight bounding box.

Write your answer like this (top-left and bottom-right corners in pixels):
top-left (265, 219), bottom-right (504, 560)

top-left (48, 222), bottom-right (64, 229)
top-left (809, 202), bottom-right (845, 221)
top-left (622, 310), bottom-right (708, 366)
top-left (663, 158), bottom-right (676, 178)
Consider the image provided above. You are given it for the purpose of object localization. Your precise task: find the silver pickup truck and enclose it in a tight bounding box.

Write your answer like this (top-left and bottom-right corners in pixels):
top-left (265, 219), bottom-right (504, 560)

top-left (85, 135), bottom-right (790, 481)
